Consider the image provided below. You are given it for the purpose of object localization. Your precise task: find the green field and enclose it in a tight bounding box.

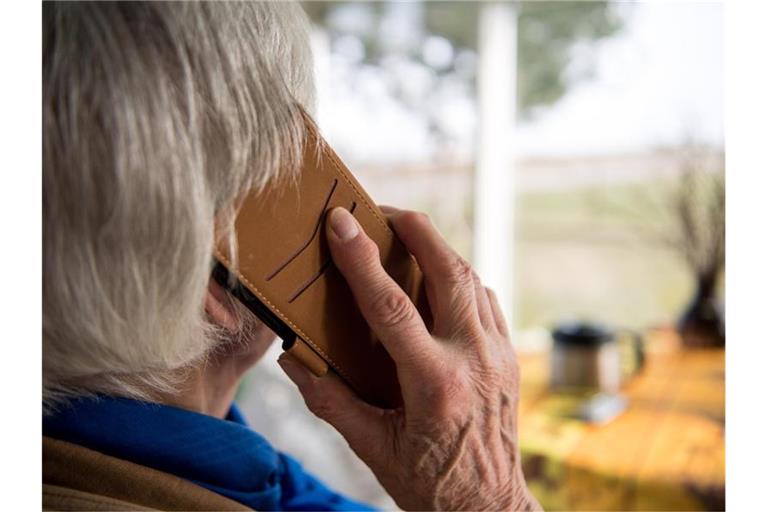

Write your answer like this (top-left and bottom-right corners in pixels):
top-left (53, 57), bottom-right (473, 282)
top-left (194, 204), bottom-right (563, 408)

top-left (512, 179), bottom-right (698, 331)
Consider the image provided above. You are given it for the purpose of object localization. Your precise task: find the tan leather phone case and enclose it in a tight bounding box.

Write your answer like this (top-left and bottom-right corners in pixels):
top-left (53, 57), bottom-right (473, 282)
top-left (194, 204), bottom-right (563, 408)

top-left (212, 116), bottom-right (428, 408)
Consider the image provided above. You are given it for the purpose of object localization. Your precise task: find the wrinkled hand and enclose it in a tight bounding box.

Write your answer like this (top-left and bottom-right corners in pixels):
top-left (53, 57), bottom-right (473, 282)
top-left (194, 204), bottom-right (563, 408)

top-left (278, 207), bottom-right (541, 511)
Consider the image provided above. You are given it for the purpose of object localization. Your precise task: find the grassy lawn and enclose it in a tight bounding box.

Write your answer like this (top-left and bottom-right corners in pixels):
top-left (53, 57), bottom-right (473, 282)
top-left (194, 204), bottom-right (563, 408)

top-left (513, 179), bottom-right (697, 331)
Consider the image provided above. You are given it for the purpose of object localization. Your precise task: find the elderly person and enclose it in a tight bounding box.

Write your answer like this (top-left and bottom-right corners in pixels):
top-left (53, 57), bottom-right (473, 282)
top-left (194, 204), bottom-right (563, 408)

top-left (43, 2), bottom-right (540, 511)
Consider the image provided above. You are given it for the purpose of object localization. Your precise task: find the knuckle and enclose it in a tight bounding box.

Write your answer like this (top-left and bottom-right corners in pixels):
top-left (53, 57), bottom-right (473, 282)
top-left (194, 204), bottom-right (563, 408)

top-left (491, 345), bottom-right (519, 382)
top-left (306, 392), bottom-right (337, 421)
top-left (401, 210), bottom-right (431, 227)
top-left (371, 288), bottom-right (416, 328)
top-left (477, 364), bottom-right (504, 389)
top-left (423, 367), bottom-right (468, 415)
top-left (446, 256), bottom-right (475, 287)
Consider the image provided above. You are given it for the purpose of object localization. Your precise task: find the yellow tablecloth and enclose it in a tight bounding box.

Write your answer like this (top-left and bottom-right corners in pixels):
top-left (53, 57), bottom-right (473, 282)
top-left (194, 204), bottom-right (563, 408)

top-left (518, 333), bottom-right (725, 511)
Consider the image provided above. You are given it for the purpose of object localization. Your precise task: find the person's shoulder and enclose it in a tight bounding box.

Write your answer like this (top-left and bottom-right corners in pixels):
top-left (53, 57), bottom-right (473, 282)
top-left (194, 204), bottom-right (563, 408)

top-left (43, 437), bottom-right (250, 511)
top-left (43, 483), bottom-right (151, 511)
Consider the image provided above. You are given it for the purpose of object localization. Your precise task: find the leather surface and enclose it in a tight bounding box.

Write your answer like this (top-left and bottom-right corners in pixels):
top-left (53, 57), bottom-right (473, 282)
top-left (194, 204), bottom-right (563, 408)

top-left (215, 115), bottom-right (428, 408)
top-left (43, 436), bottom-right (250, 511)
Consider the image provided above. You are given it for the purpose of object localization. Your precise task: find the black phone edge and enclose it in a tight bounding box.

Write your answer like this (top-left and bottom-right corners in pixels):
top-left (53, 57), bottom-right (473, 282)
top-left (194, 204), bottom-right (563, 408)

top-left (211, 261), bottom-right (297, 351)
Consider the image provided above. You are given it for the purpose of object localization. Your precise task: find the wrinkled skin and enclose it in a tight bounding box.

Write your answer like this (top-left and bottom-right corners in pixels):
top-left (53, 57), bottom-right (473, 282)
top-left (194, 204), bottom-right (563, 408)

top-left (279, 206), bottom-right (541, 511)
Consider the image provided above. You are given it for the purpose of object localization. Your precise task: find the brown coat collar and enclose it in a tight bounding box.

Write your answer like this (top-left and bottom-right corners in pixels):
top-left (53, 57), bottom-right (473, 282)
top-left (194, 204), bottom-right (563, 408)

top-left (43, 436), bottom-right (251, 511)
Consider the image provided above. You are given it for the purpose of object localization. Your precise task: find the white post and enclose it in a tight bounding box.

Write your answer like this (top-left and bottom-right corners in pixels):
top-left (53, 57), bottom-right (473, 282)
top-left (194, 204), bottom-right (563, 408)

top-left (310, 25), bottom-right (332, 130)
top-left (474, 1), bottom-right (518, 327)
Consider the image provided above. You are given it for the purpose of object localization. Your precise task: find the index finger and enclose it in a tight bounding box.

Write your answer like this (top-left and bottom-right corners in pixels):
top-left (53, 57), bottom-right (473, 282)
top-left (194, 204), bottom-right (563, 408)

top-left (387, 210), bottom-right (482, 335)
top-left (325, 207), bottom-right (434, 371)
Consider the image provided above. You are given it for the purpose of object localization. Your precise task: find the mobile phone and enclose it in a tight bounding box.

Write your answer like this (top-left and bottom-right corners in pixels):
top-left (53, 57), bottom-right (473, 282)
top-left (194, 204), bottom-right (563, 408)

top-left (212, 115), bottom-right (428, 408)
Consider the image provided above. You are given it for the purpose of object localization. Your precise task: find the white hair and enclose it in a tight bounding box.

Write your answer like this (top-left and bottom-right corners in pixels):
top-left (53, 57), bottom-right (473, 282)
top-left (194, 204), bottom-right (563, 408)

top-left (43, 1), bottom-right (315, 410)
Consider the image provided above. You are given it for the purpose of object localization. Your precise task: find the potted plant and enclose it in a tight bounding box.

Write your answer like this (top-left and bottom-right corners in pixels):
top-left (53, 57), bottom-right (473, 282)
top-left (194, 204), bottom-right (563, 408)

top-left (595, 140), bottom-right (725, 347)
top-left (666, 144), bottom-right (725, 347)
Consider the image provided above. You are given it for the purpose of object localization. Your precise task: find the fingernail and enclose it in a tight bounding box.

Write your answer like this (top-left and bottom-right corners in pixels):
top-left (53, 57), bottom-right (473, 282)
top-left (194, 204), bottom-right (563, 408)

top-left (328, 207), bottom-right (358, 242)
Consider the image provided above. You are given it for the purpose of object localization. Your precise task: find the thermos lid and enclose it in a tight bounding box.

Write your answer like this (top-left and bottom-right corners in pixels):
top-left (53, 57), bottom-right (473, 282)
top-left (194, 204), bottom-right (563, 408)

top-left (552, 322), bottom-right (613, 347)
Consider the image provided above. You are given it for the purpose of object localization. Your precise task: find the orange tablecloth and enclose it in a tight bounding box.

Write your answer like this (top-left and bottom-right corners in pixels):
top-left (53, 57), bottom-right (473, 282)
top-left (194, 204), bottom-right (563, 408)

top-left (518, 335), bottom-right (725, 511)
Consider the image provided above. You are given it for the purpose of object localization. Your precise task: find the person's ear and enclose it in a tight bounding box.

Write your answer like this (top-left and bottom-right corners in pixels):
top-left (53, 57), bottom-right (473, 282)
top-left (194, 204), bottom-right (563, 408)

top-left (205, 278), bottom-right (239, 332)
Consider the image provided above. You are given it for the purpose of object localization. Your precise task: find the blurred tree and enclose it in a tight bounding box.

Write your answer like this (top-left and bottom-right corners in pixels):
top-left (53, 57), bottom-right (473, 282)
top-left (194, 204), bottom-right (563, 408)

top-left (593, 141), bottom-right (725, 346)
top-left (302, 1), bottom-right (623, 119)
top-left (666, 145), bottom-right (725, 347)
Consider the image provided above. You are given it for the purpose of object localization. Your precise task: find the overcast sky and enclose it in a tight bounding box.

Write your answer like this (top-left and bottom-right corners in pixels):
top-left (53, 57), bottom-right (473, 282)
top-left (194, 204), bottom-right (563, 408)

top-left (318, 1), bottom-right (724, 163)
top-left (517, 1), bottom-right (724, 157)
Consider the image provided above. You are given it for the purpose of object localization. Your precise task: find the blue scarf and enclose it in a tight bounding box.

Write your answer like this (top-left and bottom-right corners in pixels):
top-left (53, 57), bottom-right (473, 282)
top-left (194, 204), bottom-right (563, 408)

top-left (43, 396), bottom-right (374, 511)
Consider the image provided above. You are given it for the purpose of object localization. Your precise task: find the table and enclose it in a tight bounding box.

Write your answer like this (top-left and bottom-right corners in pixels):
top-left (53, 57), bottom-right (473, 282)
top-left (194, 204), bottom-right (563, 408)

top-left (518, 331), bottom-right (725, 511)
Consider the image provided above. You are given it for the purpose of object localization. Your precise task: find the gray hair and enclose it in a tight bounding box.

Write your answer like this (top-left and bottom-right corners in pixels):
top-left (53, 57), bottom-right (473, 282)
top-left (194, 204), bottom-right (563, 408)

top-left (43, 1), bottom-right (315, 409)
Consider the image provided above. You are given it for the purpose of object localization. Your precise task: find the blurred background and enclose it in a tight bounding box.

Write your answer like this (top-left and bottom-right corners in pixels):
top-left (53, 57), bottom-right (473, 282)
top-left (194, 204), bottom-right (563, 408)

top-left (237, 1), bottom-right (725, 510)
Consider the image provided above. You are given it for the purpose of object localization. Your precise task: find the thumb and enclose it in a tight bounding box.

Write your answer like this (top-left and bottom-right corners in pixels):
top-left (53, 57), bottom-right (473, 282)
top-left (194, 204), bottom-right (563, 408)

top-left (278, 353), bottom-right (389, 462)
